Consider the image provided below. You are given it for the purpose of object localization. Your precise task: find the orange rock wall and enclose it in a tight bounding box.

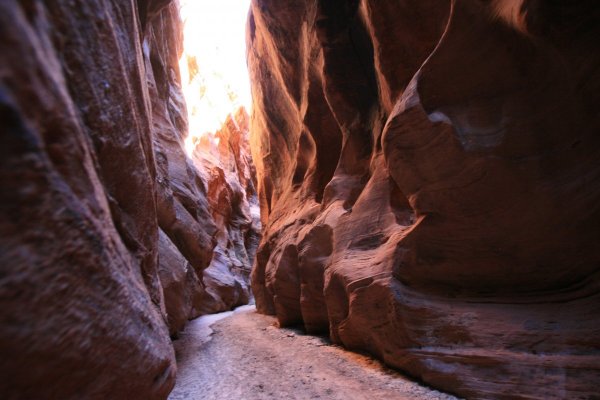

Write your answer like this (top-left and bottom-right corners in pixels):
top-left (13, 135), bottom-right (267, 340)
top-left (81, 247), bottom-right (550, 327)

top-left (247, 1), bottom-right (600, 398)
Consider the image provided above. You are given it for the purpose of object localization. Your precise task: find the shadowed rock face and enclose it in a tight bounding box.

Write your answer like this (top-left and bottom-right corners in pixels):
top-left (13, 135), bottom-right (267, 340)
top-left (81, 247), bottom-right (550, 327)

top-left (247, 0), bottom-right (600, 398)
top-left (0, 0), bottom-right (257, 398)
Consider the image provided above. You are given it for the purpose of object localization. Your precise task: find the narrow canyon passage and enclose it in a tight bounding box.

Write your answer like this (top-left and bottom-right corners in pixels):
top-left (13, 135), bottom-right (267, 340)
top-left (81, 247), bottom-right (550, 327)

top-left (1, 1), bottom-right (599, 400)
top-left (168, 306), bottom-right (457, 400)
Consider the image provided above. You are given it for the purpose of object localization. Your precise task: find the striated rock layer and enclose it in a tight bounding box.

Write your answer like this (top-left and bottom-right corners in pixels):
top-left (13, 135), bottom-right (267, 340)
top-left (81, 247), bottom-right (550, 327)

top-left (247, 0), bottom-right (600, 398)
top-left (0, 0), bottom-right (257, 398)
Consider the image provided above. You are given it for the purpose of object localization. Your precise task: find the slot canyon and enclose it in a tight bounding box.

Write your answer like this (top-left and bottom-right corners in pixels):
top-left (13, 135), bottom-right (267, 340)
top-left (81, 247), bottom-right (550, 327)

top-left (0, 0), bottom-right (598, 399)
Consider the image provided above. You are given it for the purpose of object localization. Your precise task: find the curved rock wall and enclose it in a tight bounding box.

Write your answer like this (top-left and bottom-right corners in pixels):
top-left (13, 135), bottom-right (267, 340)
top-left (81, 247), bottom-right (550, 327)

top-left (0, 0), bottom-right (257, 398)
top-left (247, 0), bottom-right (600, 398)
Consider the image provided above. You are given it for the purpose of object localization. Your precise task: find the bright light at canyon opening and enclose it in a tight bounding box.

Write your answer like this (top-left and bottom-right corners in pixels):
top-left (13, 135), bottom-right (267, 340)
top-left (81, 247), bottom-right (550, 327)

top-left (178, 0), bottom-right (251, 156)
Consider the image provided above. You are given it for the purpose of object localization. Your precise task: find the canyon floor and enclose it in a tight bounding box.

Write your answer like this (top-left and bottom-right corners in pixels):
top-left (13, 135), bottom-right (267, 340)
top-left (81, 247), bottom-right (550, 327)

top-left (168, 305), bottom-right (459, 400)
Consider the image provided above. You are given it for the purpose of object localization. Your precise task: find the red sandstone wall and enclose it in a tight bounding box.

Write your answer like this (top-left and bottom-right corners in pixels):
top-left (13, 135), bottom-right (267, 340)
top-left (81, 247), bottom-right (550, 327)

top-left (247, 1), bottom-right (600, 398)
top-left (0, 0), bottom-right (257, 397)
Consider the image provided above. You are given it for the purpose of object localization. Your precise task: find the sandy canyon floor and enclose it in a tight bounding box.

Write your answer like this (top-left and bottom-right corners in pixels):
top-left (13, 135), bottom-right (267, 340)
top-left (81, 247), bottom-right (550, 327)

top-left (168, 305), bottom-right (459, 400)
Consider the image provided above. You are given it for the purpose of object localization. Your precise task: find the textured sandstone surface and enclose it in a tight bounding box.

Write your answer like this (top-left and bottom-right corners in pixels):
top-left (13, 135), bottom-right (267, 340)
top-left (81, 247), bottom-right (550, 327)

top-left (248, 1), bottom-right (600, 398)
top-left (0, 0), bottom-right (257, 398)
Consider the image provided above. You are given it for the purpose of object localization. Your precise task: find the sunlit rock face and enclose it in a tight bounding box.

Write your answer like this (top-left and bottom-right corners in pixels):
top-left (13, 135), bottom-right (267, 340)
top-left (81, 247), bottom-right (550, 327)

top-left (147, 3), bottom-right (258, 331)
top-left (247, 0), bottom-right (600, 398)
top-left (186, 108), bottom-right (260, 315)
top-left (0, 0), bottom-right (257, 398)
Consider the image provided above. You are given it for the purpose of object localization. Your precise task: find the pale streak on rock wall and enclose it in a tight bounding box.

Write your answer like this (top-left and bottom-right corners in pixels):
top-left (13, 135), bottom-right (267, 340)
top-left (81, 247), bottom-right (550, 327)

top-left (247, 0), bottom-right (600, 398)
top-left (0, 0), bottom-right (258, 398)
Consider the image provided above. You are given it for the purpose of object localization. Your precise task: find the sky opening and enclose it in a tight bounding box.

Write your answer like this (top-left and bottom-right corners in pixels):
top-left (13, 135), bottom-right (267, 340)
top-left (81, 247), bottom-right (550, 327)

top-left (178, 0), bottom-right (251, 155)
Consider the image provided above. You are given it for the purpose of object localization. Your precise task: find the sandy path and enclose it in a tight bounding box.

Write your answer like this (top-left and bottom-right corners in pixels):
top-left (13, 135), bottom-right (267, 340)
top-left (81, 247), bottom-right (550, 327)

top-left (168, 305), bottom-right (458, 400)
